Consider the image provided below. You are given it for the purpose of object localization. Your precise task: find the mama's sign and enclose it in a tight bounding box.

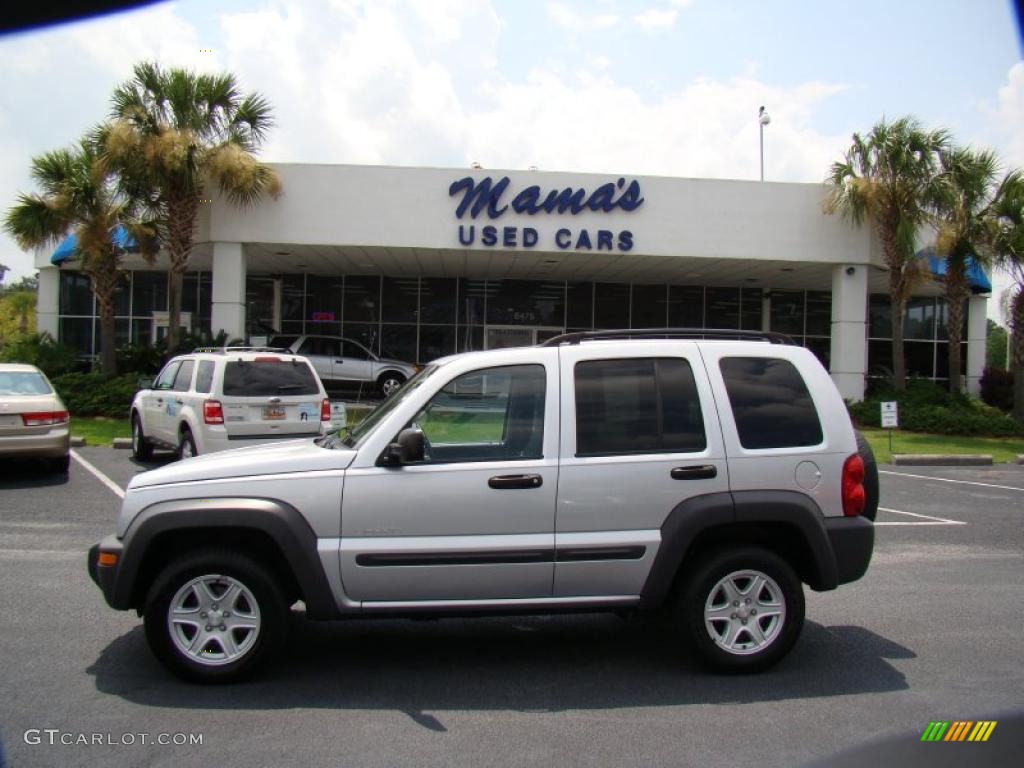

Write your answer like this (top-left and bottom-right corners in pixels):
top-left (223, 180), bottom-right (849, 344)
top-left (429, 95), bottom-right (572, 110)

top-left (448, 175), bottom-right (643, 252)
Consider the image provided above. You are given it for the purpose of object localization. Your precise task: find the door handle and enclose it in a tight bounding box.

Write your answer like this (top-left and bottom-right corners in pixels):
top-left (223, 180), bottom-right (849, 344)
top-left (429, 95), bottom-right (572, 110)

top-left (488, 474), bottom-right (543, 490)
top-left (334, 360), bottom-right (345, 364)
top-left (670, 465), bottom-right (718, 480)
top-left (156, 398), bottom-right (163, 404)
top-left (174, 399), bottom-right (184, 405)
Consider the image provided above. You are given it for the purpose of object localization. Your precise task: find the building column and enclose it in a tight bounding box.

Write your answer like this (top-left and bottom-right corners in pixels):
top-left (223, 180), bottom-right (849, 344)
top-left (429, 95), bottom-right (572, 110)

top-left (210, 242), bottom-right (247, 342)
top-left (966, 294), bottom-right (988, 396)
top-left (830, 264), bottom-right (868, 402)
top-left (35, 267), bottom-right (60, 339)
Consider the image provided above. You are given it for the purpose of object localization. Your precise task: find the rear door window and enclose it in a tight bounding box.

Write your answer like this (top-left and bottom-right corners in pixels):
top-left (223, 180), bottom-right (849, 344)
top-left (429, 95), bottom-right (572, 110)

top-left (574, 357), bottom-right (706, 456)
top-left (223, 360), bottom-right (320, 397)
top-left (194, 361), bottom-right (215, 394)
top-left (719, 357), bottom-right (823, 449)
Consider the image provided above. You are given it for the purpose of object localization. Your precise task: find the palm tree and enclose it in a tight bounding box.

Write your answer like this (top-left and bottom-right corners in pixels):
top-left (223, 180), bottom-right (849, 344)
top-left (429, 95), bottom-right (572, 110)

top-left (4, 136), bottom-right (156, 377)
top-left (826, 116), bottom-right (949, 391)
top-left (933, 146), bottom-right (999, 394)
top-left (989, 169), bottom-right (1024, 422)
top-left (102, 61), bottom-right (281, 351)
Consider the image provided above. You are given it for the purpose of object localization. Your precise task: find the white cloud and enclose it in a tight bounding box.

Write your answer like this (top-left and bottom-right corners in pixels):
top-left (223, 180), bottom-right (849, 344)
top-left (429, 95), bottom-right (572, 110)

top-left (546, 2), bottom-right (618, 32)
top-left (992, 61), bottom-right (1024, 169)
top-left (633, 8), bottom-right (678, 31)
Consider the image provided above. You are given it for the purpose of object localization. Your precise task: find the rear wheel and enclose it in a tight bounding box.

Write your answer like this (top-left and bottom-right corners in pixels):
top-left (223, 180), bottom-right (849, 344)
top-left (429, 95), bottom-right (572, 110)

top-left (177, 427), bottom-right (198, 460)
top-left (378, 372), bottom-right (406, 398)
top-left (676, 547), bottom-right (804, 672)
top-left (131, 414), bottom-right (153, 461)
top-left (50, 454), bottom-right (70, 473)
top-left (143, 549), bottom-right (289, 683)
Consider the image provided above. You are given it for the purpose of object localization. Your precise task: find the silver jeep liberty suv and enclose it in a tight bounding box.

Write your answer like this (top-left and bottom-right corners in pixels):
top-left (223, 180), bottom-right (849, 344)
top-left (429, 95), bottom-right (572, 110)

top-left (90, 329), bottom-right (877, 682)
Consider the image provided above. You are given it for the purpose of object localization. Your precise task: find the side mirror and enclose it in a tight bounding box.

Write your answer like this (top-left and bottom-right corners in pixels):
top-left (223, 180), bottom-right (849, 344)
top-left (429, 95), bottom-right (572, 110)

top-left (137, 377), bottom-right (154, 390)
top-left (383, 427), bottom-right (425, 466)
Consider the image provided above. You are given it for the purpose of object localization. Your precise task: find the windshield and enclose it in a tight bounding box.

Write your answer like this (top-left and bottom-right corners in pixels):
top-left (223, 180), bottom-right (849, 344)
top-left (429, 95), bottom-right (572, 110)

top-left (330, 364), bottom-right (438, 449)
top-left (0, 371), bottom-right (52, 395)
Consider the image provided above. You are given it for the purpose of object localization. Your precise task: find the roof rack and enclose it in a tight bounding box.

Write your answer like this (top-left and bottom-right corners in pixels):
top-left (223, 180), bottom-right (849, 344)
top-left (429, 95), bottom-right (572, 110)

top-left (540, 328), bottom-right (797, 347)
top-left (191, 346), bottom-right (292, 354)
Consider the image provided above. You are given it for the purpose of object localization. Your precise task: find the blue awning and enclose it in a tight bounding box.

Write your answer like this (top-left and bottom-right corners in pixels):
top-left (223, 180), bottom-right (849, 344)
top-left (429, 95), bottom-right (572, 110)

top-left (919, 247), bottom-right (992, 294)
top-left (50, 226), bottom-right (139, 265)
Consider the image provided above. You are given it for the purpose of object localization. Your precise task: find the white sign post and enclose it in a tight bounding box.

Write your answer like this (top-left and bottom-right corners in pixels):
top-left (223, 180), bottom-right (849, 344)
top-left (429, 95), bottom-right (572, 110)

top-left (880, 401), bottom-right (898, 454)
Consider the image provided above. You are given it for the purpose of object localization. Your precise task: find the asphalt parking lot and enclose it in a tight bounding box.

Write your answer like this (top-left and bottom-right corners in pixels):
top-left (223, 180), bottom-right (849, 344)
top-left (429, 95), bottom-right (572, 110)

top-left (1, 447), bottom-right (1022, 767)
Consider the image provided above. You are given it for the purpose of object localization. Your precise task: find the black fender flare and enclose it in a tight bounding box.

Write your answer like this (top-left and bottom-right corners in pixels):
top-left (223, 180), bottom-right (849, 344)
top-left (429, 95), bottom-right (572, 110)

top-left (110, 498), bottom-right (340, 619)
top-left (639, 490), bottom-right (840, 609)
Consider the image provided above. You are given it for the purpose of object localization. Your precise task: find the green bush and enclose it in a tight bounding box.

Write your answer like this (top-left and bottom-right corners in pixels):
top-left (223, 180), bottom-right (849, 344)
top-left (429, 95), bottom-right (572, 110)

top-left (979, 367), bottom-right (1013, 412)
top-left (849, 379), bottom-right (1023, 437)
top-left (0, 332), bottom-right (79, 376)
top-left (51, 372), bottom-right (141, 417)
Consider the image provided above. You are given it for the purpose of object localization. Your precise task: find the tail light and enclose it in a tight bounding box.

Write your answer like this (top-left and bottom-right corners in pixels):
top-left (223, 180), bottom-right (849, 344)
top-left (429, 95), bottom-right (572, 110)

top-left (842, 454), bottom-right (866, 517)
top-left (21, 411), bottom-right (69, 426)
top-left (321, 398), bottom-right (331, 422)
top-left (203, 400), bottom-right (224, 424)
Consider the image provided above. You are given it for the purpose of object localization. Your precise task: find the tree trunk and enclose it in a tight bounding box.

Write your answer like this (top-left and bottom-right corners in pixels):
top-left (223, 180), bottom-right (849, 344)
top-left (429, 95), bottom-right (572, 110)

top-left (1012, 289), bottom-right (1024, 425)
top-left (90, 270), bottom-right (119, 379)
top-left (889, 270), bottom-right (907, 392)
top-left (165, 189), bottom-right (199, 352)
top-left (944, 262), bottom-right (968, 396)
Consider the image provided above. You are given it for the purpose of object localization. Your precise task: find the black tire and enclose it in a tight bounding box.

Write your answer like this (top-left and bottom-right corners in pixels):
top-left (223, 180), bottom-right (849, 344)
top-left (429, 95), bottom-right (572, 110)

top-left (855, 430), bottom-right (879, 521)
top-left (50, 454), bottom-right (70, 473)
top-left (143, 549), bottom-right (289, 683)
top-left (177, 426), bottom-right (198, 460)
top-left (676, 547), bottom-right (805, 673)
top-left (131, 414), bottom-right (153, 461)
top-left (377, 372), bottom-right (406, 399)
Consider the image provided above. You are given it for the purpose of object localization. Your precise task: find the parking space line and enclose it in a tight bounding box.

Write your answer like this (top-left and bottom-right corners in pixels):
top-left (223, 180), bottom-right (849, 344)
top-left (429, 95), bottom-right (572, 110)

top-left (70, 450), bottom-right (125, 499)
top-left (875, 507), bottom-right (967, 526)
top-left (880, 470), bottom-right (1024, 493)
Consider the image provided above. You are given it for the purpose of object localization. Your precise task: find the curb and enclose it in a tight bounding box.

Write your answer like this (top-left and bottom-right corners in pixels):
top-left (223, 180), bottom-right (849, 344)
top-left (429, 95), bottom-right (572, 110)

top-left (891, 454), bottom-right (993, 467)
top-left (1018, 455), bottom-right (1024, 465)
top-left (111, 437), bottom-right (132, 450)
top-left (69, 436), bottom-right (86, 448)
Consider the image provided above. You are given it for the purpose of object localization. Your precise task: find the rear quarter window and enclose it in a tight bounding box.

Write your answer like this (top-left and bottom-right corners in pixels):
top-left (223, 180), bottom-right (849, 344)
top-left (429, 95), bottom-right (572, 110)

top-left (222, 360), bottom-right (320, 397)
top-left (719, 356), bottom-right (823, 449)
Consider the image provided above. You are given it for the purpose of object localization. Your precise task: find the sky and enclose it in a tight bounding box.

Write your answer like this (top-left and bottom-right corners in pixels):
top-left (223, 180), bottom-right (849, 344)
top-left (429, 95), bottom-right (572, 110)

top-left (1, 0), bottom-right (1022, 319)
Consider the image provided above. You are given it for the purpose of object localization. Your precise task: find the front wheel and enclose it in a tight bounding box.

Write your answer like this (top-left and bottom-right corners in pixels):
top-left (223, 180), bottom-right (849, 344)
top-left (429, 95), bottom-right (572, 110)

top-left (378, 372), bottom-right (406, 398)
top-left (131, 415), bottom-right (153, 461)
top-left (676, 547), bottom-right (804, 672)
top-left (143, 549), bottom-right (289, 683)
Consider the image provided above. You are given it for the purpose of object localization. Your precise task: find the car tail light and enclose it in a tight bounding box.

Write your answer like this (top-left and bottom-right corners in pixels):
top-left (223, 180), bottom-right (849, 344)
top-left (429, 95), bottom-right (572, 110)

top-left (254, 356), bottom-right (283, 362)
top-left (842, 454), bottom-right (866, 517)
top-left (203, 400), bottom-right (224, 424)
top-left (321, 398), bottom-right (331, 422)
top-left (20, 411), bottom-right (69, 426)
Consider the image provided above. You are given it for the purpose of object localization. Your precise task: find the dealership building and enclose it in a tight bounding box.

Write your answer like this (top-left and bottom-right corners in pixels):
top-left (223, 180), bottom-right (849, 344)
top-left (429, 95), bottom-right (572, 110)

top-left (32, 163), bottom-right (991, 401)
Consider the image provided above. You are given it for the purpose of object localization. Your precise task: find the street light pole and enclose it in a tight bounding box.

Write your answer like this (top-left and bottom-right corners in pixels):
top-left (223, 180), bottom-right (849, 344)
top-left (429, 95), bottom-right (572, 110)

top-left (758, 106), bottom-right (771, 182)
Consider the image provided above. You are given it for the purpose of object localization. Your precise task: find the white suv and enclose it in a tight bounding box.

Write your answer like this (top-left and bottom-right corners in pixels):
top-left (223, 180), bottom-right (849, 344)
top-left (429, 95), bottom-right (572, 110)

top-left (130, 348), bottom-right (335, 460)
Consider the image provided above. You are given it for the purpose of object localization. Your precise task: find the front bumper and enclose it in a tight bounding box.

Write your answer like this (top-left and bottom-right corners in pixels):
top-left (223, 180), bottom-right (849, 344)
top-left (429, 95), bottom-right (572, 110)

top-left (823, 515), bottom-right (874, 585)
top-left (88, 535), bottom-right (125, 609)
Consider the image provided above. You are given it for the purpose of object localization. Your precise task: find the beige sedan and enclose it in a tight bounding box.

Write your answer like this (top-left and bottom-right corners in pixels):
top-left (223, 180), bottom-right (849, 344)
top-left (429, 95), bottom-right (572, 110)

top-left (0, 363), bottom-right (70, 472)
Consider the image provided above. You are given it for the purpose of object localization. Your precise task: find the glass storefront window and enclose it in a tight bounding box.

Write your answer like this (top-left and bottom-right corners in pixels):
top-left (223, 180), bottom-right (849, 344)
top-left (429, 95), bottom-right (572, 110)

top-left (805, 291), bottom-right (831, 336)
top-left (281, 274), bottom-right (305, 323)
top-left (706, 287), bottom-right (741, 330)
top-left (344, 276), bottom-right (380, 322)
top-left (594, 283), bottom-right (629, 328)
top-left (668, 286), bottom-right (703, 327)
top-left (419, 278), bottom-right (456, 324)
top-left (631, 284), bottom-right (667, 328)
top-left (60, 317), bottom-right (92, 355)
top-left (770, 291), bottom-right (803, 335)
top-left (380, 324), bottom-right (417, 362)
top-left (59, 272), bottom-right (92, 316)
top-left (741, 288), bottom-right (763, 331)
top-left (344, 322), bottom-right (380, 354)
top-left (486, 280), bottom-right (565, 326)
top-left (131, 271), bottom-right (167, 316)
top-left (246, 275), bottom-right (276, 334)
top-left (307, 275), bottom-right (343, 326)
top-left (905, 297), bottom-right (936, 340)
top-left (457, 280), bottom-right (487, 326)
top-left (419, 325), bottom-right (455, 363)
top-left (566, 282), bottom-right (593, 328)
top-left (458, 325), bottom-right (484, 353)
top-left (868, 294), bottom-right (891, 338)
top-left (382, 277), bottom-right (419, 323)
